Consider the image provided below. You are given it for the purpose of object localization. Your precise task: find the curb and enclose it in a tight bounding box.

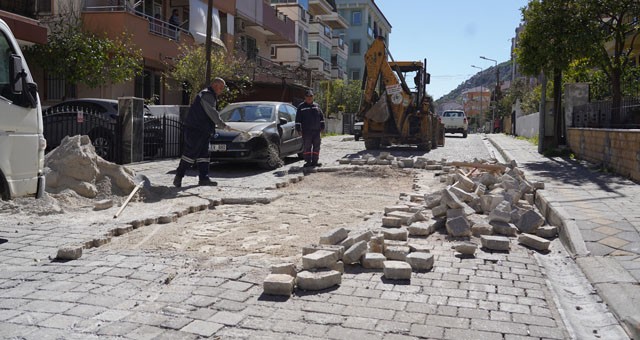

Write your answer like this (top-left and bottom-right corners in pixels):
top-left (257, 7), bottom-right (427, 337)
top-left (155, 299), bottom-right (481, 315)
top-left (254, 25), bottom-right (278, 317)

top-left (487, 135), bottom-right (640, 340)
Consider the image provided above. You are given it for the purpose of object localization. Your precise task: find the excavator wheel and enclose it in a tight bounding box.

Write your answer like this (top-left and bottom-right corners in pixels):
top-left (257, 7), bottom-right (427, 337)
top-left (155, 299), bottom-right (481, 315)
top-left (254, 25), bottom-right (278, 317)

top-left (364, 138), bottom-right (381, 150)
top-left (417, 141), bottom-right (431, 152)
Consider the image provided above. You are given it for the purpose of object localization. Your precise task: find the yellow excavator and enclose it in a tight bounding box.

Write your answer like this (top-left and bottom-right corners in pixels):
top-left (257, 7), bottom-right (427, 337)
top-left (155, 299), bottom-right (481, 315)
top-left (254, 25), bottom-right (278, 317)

top-left (357, 36), bottom-right (444, 151)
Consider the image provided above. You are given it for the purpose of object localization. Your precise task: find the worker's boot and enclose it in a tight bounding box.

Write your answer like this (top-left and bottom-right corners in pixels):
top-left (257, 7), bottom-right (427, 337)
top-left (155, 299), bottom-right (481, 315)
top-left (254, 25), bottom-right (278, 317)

top-left (197, 162), bottom-right (217, 186)
top-left (173, 159), bottom-right (190, 188)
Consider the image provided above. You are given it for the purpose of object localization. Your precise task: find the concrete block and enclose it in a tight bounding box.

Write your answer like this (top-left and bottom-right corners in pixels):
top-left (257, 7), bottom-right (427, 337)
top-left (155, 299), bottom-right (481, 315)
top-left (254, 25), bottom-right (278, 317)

top-left (329, 261), bottom-right (345, 273)
top-left (409, 193), bottom-right (425, 203)
top-left (407, 221), bottom-right (433, 236)
top-left (385, 205), bottom-right (411, 214)
top-left (384, 245), bottom-right (410, 261)
top-left (382, 228), bottom-right (408, 241)
top-left (431, 203), bottom-right (448, 217)
top-left (536, 225), bottom-right (558, 238)
top-left (474, 183), bottom-right (487, 197)
top-left (263, 274), bottom-right (295, 296)
top-left (442, 187), bottom-right (465, 209)
top-left (376, 159), bottom-right (392, 165)
top-left (490, 221), bottom-right (518, 237)
top-left (302, 250), bottom-right (339, 270)
top-left (302, 244), bottom-right (345, 260)
top-left (406, 252), bottom-right (434, 271)
top-left (431, 217), bottom-right (446, 230)
top-left (524, 193), bottom-right (534, 205)
top-left (471, 223), bottom-right (493, 236)
top-left (481, 235), bottom-right (511, 251)
top-left (93, 199), bottom-right (113, 211)
top-left (379, 151), bottom-right (390, 159)
top-left (409, 244), bottom-right (431, 253)
top-left (362, 253), bottom-right (386, 269)
top-left (450, 186), bottom-right (478, 203)
top-left (384, 240), bottom-right (409, 247)
top-left (296, 270), bottom-right (342, 291)
top-left (516, 210), bottom-right (545, 234)
top-left (57, 246), bottom-right (82, 260)
top-left (270, 263), bottom-right (297, 277)
top-left (424, 191), bottom-right (443, 209)
top-left (504, 189), bottom-right (522, 205)
top-left (319, 227), bottom-right (349, 245)
top-left (387, 211), bottom-right (416, 225)
top-left (453, 173), bottom-right (476, 192)
top-left (351, 159), bottom-right (367, 166)
top-left (338, 158), bottom-right (351, 164)
top-left (446, 216), bottom-right (471, 237)
top-left (342, 240), bottom-right (368, 264)
top-left (533, 181), bottom-right (545, 189)
top-left (352, 230), bottom-right (374, 243)
top-left (518, 233), bottom-right (551, 251)
top-left (446, 208), bottom-right (464, 219)
top-left (489, 201), bottom-right (512, 223)
top-left (501, 174), bottom-right (519, 190)
top-left (467, 214), bottom-right (487, 226)
top-left (480, 195), bottom-right (503, 214)
top-left (382, 216), bottom-right (403, 228)
top-left (455, 242), bottom-right (477, 255)
top-left (338, 236), bottom-right (355, 249)
top-left (383, 261), bottom-right (412, 280)
top-left (369, 234), bottom-right (385, 253)
top-left (519, 180), bottom-right (534, 195)
top-left (478, 173), bottom-right (499, 187)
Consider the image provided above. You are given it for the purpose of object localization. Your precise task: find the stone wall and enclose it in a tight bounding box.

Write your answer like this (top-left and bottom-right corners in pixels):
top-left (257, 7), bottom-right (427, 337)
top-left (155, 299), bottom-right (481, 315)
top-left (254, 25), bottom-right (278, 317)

top-left (516, 112), bottom-right (540, 139)
top-left (567, 128), bottom-right (640, 181)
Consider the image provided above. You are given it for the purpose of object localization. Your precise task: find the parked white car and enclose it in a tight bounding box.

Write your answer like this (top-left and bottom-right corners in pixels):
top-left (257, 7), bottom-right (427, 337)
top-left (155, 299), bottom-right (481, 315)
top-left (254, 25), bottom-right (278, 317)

top-left (440, 110), bottom-right (469, 138)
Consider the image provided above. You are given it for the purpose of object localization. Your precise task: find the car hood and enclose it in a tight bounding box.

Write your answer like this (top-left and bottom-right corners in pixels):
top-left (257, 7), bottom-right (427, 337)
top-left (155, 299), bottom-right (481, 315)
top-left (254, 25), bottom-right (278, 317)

top-left (226, 122), bottom-right (273, 132)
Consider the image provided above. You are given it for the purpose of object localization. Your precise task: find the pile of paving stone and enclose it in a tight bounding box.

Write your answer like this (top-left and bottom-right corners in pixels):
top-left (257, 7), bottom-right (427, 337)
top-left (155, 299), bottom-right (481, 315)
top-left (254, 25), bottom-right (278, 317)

top-left (338, 152), bottom-right (444, 170)
top-left (263, 157), bottom-right (559, 296)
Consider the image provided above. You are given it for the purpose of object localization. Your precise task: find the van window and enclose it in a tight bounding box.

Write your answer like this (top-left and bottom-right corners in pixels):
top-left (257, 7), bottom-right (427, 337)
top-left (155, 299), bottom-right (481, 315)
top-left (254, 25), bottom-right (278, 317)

top-left (0, 31), bottom-right (15, 102)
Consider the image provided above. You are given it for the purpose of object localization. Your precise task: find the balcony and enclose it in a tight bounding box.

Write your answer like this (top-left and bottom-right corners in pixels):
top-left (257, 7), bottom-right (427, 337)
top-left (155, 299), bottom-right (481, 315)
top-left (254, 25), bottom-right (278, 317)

top-left (262, 1), bottom-right (295, 43)
top-left (308, 0), bottom-right (332, 16)
top-left (81, 7), bottom-right (195, 69)
top-left (319, 12), bottom-right (348, 30)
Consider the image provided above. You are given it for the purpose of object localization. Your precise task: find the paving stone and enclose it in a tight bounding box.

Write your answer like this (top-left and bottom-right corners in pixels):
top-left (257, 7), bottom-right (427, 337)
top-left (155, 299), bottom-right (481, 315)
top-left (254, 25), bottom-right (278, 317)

top-left (489, 201), bottom-right (512, 223)
top-left (406, 252), bottom-right (434, 271)
top-left (516, 209), bottom-right (545, 233)
top-left (474, 183), bottom-right (487, 196)
top-left (490, 221), bottom-right (518, 236)
top-left (407, 221), bottom-right (433, 236)
top-left (270, 263), bottom-right (297, 277)
top-left (446, 215), bottom-right (471, 237)
top-left (352, 230), bottom-right (374, 243)
top-left (382, 228), bottom-right (408, 241)
top-left (518, 233), bottom-right (551, 251)
top-left (450, 186), bottom-right (477, 203)
top-left (181, 320), bottom-right (224, 337)
top-left (342, 240), bottom-right (368, 264)
top-left (424, 191), bottom-right (443, 209)
top-left (481, 235), bottom-right (511, 251)
top-left (362, 252), bottom-right (387, 269)
top-left (382, 216), bottom-right (403, 228)
top-left (431, 203), bottom-right (448, 217)
top-left (302, 244), bottom-right (345, 260)
top-left (480, 194), bottom-right (504, 214)
top-left (455, 242), bottom-right (477, 255)
top-left (329, 261), bottom-right (344, 274)
top-left (302, 250), bottom-right (339, 270)
top-left (387, 211), bottom-right (416, 225)
top-left (338, 236), bottom-right (355, 249)
top-left (93, 199), bottom-right (113, 211)
top-left (536, 225), bottom-right (558, 238)
top-left (385, 205), bottom-right (411, 214)
top-left (368, 234), bottom-right (385, 253)
top-left (384, 261), bottom-right (412, 280)
top-left (296, 270), bottom-right (341, 291)
top-left (442, 187), bottom-right (465, 209)
top-left (454, 173), bottom-right (476, 192)
top-left (319, 227), bottom-right (349, 245)
top-left (56, 246), bottom-right (82, 260)
top-left (471, 222), bottom-right (493, 236)
top-left (408, 244), bottom-right (431, 253)
top-left (263, 274), bottom-right (295, 296)
top-left (384, 245), bottom-right (410, 261)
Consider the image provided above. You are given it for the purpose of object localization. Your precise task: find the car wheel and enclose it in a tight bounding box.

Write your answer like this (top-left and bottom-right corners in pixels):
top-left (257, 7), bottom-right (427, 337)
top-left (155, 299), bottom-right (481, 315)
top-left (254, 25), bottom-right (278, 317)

top-left (89, 128), bottom-right (114, 160)
top-left (463, 130), bottom-right (468, 138)
top-left (417, 141), bottom-right (431, 152)
top-left (354, 135), bottom-right (360, 141)
top-left (261, 142), bottom-right (285, 170)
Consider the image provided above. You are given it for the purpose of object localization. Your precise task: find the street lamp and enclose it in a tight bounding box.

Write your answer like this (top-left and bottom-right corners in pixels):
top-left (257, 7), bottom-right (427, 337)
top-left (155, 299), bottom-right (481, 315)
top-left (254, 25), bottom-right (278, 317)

top-left (471, 65), bottom-right (484, 132)
top-left (480, 56), bottom-right (498, 133)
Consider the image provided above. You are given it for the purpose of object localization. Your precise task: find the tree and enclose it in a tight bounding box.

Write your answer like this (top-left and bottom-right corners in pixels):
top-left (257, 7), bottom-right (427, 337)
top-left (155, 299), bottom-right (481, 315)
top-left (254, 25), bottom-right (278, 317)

top-left (517, 0), bottom-right (590, 147)
top-left (164, 44), bottom-right (250, 104)
top-left (24, 2), bottom-right (142, 96)
top-left (315, 79), bottom-right (363, 117)
top-left (577, 0), bottom-right (640, 123)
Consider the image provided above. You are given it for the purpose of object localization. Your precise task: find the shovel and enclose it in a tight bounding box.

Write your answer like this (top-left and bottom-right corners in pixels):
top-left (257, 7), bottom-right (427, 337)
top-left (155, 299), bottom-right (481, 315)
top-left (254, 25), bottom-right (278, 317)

top-left (113, 174), bottom-right (151, 219)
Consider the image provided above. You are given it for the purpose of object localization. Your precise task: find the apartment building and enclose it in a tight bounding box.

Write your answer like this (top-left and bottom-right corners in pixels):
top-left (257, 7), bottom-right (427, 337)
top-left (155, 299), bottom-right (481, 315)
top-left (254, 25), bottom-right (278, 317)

top-left (334, 0), bottom-right (390, 82)
top-left (462, 86), bottom-right (491, 126)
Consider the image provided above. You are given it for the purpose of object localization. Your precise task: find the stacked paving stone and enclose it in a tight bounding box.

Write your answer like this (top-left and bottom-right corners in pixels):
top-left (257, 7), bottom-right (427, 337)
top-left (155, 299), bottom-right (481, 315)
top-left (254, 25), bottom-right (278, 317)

top-left (264, 157), bottom-right (558, 295)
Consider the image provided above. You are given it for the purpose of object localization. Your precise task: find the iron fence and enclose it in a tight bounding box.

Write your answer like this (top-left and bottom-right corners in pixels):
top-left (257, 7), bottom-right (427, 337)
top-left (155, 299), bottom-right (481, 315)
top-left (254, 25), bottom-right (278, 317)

top-left (572, 97), bottom-right (640, 129)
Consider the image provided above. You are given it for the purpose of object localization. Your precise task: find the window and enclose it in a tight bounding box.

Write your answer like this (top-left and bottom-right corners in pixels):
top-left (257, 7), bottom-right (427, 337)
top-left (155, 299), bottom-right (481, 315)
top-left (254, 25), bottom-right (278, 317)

top-left (278, 105), bottom-right (292, 122)
top-left (350, 39), bottom-right (361, 54)
top-left (285, 104), bottom-right (298, 121)
top-left (351, 11), bottom-right (361, 26)
top-left (350, 69), bottom-right (361, 81)
top-left (0, 32), bottom-right (17, 103)
top-left (270, 46), bottom-right (277, 58)
top-left (36, 0), bottom-right (52, 13)
top-left (135, 69), bottom-right (161, 104)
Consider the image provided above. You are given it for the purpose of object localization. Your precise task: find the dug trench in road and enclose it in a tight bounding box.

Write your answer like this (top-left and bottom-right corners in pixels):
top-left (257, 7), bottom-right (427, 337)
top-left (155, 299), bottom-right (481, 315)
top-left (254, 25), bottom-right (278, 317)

top-left (101, 166), bottom-right (415, 261)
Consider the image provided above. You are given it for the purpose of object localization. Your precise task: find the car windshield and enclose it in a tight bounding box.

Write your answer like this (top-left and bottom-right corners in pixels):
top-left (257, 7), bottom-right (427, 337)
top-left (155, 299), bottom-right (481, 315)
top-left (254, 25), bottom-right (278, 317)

top-left (220, 105), bottom-right (275, 122)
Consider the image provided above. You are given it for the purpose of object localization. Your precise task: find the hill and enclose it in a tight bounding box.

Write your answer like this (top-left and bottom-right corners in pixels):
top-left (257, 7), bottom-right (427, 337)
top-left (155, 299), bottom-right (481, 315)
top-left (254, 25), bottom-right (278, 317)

top-left (434, 61), bottom-right (513, 112)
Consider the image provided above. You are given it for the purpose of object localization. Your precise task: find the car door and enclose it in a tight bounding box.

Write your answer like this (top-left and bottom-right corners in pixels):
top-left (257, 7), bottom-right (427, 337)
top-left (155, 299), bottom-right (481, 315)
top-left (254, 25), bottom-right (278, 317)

top-left (277, 103), bottom-right (297, 155)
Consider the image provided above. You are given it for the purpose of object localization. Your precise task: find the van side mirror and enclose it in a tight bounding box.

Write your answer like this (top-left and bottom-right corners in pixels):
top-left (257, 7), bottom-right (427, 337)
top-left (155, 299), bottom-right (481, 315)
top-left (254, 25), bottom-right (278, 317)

top-left (10, 54), bottom-right (23, 94)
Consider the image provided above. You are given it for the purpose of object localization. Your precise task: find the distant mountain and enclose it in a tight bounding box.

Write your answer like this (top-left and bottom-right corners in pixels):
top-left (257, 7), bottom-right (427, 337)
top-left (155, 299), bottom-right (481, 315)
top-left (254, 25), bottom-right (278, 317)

top-left (434, 61), bottom-right (513, 111)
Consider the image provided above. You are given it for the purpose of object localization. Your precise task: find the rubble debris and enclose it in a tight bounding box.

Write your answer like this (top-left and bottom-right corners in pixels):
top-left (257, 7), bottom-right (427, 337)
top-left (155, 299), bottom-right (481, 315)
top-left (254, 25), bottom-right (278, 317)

top-left (56, 245), bottom-right (83, 260)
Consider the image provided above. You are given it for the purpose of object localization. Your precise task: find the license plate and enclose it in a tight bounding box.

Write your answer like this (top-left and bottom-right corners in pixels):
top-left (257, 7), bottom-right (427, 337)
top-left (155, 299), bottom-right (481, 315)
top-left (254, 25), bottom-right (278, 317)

top-left (209, 144), bottom-right (226, 152)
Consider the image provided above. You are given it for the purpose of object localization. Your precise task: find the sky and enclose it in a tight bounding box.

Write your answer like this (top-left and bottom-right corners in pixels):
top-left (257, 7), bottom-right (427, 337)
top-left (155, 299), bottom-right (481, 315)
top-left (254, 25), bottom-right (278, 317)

top-left (375, 0), bottom-right (529, 100)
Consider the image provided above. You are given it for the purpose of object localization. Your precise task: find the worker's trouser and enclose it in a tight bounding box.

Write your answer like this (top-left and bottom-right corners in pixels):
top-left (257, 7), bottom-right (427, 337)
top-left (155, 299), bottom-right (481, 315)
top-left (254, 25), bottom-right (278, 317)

top-left (302, 131), bottom-right (321, 163)
top-left (175, 128), bottom-right (211, 181)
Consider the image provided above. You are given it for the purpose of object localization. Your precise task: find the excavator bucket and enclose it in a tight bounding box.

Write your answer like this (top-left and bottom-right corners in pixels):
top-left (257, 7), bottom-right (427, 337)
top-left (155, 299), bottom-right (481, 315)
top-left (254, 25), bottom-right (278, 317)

top-left (365, 91), bottom-right (390, 123)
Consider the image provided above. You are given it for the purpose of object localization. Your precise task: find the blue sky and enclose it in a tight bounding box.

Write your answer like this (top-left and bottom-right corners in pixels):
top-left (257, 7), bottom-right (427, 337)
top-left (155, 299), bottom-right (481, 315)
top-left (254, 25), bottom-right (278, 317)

top-left (375, 0), bottom-right (529, 100)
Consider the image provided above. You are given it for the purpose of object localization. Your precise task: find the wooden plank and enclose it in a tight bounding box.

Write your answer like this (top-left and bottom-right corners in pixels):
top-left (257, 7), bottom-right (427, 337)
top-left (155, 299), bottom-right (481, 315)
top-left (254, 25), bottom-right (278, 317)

top-left (448, 161), bottom-right (506, 173)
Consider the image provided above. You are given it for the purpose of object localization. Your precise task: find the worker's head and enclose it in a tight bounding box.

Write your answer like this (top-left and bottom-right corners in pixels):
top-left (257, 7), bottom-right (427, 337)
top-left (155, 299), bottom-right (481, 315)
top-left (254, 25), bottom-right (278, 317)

top-left (304, 89), bottom-right (314, 104)
top-left (211, 77), bottom-right (226, 96)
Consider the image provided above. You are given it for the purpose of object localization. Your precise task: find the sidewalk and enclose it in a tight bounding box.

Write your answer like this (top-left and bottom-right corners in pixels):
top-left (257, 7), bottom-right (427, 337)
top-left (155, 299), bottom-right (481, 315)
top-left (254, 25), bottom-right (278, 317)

top-left (487, 134), bottom-right (640, 339)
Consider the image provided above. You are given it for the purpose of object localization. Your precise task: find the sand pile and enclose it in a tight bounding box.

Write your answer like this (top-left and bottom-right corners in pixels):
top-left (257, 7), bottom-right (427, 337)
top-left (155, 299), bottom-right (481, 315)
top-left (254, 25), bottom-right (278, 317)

top-left (45, 135), bottom-right (137, 198)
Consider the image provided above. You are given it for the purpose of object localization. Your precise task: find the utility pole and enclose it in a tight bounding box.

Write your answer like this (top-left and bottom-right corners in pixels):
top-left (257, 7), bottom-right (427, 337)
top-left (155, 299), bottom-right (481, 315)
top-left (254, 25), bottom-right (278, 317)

top-left (205, 0), bottom-right (213, 86)
top-left (480, 56), bottom-right (498, 133)
top-left (471, 65), bottom-right (484, 132)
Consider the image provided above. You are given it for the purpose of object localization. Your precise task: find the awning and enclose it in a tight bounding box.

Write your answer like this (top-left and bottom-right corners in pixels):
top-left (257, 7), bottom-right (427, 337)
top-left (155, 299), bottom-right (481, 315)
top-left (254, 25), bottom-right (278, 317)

top-left (189, 0), bottom-right (225, 49)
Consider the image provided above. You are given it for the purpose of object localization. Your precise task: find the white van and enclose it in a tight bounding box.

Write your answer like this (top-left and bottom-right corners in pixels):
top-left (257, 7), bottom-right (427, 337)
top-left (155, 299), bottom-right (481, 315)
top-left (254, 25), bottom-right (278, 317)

top-left (0, 19), bottom-right (46, 200)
